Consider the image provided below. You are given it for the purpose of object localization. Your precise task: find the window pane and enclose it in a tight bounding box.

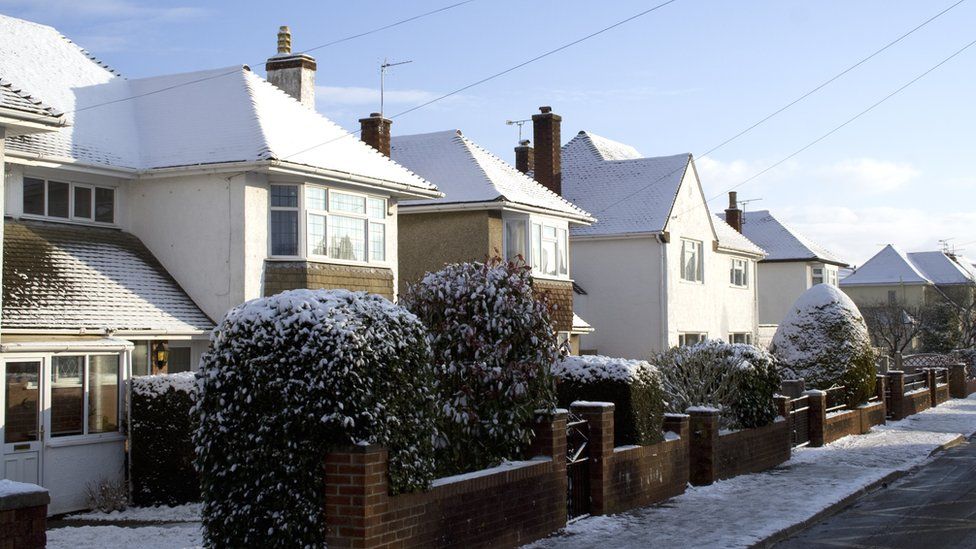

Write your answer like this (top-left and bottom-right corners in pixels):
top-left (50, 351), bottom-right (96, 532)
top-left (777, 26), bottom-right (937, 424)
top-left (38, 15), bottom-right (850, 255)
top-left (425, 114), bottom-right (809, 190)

top-left (506, 220), bottom-right (526, 262)
top-left (308, 213), bottom-right (327, 256)
top-left (132, 341), bottom-right (150, 377)
top-left (23, 178), bottom-right (45, 215)
top-left (74, 186), bottom-right (92, 219)
top-left (271, 185), bottom-right (298, 208)
top-left (4, 362), bottom-right (39, 443)
top-left (48, 181), bottom-right (70, 218)
top-left (306, 187), bottom-right (326, 211)
top-left (271, 210), bottom-right (299, 255)
top-left (557, 228), bottom-right (568, 275)
top-left (369, 222), bottom-right (385, 262)
top-left (366, 197), bottom-right (385, 219)
top-left (541, 238), bottom-right (557, 275)
top-left (328, 215), bottom-right (365, 261)
top-left (531, 223), bottom-right (542, 270)
top-left (88, 355), bottom-right (119, 434)
top-left (167, 347), bottom-right (192, 374)
top-left (543, 225), bottom-right (557, 239)
top-left (95, 187), bottom-right (114, 223)
top-left (330, 192), bottom-right (366, 215)
top-left (51, 356), bottom-right (84, 437)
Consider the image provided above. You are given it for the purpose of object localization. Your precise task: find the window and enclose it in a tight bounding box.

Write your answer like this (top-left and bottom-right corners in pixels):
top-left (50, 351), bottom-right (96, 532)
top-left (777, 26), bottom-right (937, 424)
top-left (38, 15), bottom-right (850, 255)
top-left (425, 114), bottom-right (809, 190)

top-left (49, 354), bottom-right (120, 438)
top-left (505, 220), bottom-right (527, 262)
top-left (512, 218), bottom-right (569, 277)
top-left (827, 269), bottom-right (838, 286)
top-left (681, 239), bottom-right (704, 282)
top-left (730, 333), bottom-right (753, 345)
top-left (132, 341), bottom-right (150, 377)
top-left (22, 177), bottom-right (115, 224)
top-left (812, 266), bottom-right (824, 286)
top-left (679, 333), bottom-right (707, 346)
top-left (730, 258), bottom-right (749, 287)
top-left (269, 184), bottom-right (387, 264)
top-left (167, 347), bottom-right (192, 374)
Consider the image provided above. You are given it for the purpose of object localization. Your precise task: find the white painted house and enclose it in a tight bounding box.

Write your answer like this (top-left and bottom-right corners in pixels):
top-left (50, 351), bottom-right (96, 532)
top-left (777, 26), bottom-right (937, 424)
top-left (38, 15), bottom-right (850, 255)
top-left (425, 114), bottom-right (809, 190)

top-left (554, 128), bottom-right (765, 359)
top-left (0, 16), bottom-right (438, 513)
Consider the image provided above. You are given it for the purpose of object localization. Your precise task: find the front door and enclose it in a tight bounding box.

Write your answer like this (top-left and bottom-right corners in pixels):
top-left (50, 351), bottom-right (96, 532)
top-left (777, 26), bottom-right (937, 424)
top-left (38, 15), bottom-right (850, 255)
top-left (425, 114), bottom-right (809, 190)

top-left (3, 361), bottom-right (42, 484)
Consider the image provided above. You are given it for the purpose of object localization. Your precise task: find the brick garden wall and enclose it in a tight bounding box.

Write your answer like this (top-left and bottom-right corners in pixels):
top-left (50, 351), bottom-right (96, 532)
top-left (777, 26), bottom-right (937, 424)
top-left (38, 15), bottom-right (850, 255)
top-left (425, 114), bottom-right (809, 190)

top-left (0, 486), bottom-right (48, 549)
top-left (935, 384), bottom-right (951, 406)
top-left (823, 409), bottom-right (861, 445)
top-left (715, 420), bottom-right (791, 481)
top-left (858, 401), bottom-right (886, 434)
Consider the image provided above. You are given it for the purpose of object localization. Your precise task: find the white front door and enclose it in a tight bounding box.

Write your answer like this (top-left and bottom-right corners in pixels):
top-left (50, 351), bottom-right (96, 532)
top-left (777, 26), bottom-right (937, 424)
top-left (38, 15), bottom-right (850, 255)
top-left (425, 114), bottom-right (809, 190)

top-left (2, 360), bottom-right (42, 484)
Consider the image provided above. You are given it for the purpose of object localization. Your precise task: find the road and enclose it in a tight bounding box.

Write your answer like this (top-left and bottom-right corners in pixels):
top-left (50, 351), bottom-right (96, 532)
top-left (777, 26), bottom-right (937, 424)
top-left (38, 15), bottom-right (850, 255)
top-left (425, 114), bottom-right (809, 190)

top-left (776, 438), bottom-right (976, 548)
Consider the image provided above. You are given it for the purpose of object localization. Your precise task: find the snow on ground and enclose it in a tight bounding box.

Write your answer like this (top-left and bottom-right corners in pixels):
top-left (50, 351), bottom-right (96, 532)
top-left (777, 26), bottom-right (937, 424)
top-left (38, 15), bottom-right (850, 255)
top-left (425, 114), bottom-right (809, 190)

top-left (47, 524), bottom-right (201, 549)
top-left (527, 395), bottom-right (976, 549)
top-left (65, 502), bottom-right (201, 522)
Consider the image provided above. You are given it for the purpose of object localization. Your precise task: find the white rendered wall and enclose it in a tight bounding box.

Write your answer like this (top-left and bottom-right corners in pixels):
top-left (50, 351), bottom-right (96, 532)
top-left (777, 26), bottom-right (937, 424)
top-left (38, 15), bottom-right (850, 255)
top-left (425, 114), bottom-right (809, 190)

top-left (44, 439), bottom-right (124, 515)
top-left (757, 262), bottom-right (811, 325)
top-left (842, 284), bottom-right (929, 309)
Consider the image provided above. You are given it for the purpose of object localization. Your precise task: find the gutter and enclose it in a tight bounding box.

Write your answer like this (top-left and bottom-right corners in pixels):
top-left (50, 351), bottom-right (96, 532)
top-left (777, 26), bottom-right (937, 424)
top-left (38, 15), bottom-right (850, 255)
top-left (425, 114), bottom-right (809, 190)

top-left (2, 328), bottom-right (211, 337)
top-left (0, 106), bottom-right (67, 129)
top-left (571, 231), bottom-right (661, 242)
top-left (399, 199), bottom-right (595, 225)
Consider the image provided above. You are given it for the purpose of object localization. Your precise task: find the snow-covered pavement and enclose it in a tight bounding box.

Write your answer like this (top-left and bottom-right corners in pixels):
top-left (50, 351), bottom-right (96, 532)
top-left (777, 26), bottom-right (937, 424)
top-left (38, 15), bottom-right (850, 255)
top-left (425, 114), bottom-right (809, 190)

top-left (49, 503), bottom-right (202, 548)
top-left (527, 395), bottom-right (976, 549)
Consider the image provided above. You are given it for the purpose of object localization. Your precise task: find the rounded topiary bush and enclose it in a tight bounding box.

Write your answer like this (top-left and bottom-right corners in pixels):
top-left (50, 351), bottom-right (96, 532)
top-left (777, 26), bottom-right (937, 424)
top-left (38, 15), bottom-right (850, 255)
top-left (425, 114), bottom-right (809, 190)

top-left (656, 340), bottom-right (781, 430)
top-left (771, 283), bottom-right (876, 407)
top-left (194, 289), bottom-right (441, 548)
top-left (402, 258), bottom-right (559, 475)
top-left (552, 355), bottom-right (665, 445)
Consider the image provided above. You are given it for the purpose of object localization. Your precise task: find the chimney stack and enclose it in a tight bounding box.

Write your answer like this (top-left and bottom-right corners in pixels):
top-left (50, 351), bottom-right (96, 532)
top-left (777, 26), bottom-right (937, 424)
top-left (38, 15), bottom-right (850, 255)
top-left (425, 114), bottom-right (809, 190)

top-left (531, 106), bottom-right (562, 195)
top-left (359, 112), bottom-right (392, 157)
top-left (265, 26), bottom-right (317, 109)
top-left (725, 191), bottom-right (743, 233)
top-left (515, 139), bottom-right (534, 175)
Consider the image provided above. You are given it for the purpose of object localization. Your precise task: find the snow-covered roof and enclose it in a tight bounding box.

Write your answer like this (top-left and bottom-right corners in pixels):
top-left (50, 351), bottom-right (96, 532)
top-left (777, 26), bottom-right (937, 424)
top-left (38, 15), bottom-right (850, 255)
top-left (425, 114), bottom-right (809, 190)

top-left (840, 245), bottom-right (932, 286)
top-left (561, 130), bottom-right (643, 165)
top-left (0, 78), bottom-right (61, 118)
top-left (3, 219), bottom-right (214, 333)
top-left (722, 210), bottom-right (847, 265)
top-left (906, 251), bottom-right (976, 285)
top-left (571, 312), bottom-right (594, 334)
top-left (712, 215), bottom-right (765, 256)
top-left (0, 14), bottom-right (436, 195)
top-left (390, 130), bottom-right (592, 222)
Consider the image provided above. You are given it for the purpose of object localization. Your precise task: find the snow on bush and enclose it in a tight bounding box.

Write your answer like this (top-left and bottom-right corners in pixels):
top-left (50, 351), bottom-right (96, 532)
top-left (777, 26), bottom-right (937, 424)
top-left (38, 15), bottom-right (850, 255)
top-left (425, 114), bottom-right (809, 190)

top-left (553, 355), bottom-right (666, 445)
top-left (402, 258), bottom-right (559, 475)
top-left (771, 284), bottom-right (876, 407)
top-left (194, 289), bottom-right (441, 548)
top-left (132, 371), bottom-right (196, 398)
top-left (656, 340), bottom-right (781, 430)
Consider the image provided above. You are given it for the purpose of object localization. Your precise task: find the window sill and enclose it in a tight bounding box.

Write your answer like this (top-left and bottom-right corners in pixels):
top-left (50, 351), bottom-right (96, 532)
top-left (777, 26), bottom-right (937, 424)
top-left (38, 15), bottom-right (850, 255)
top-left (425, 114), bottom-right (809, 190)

top-left (729, 284), bottom-right (749, 289)
top-left (531, 273), bottom-right (573, 283)
top-left (46, 433), bottom-right (125, 448)
top-left (678, 278), bottom-right (704, 285)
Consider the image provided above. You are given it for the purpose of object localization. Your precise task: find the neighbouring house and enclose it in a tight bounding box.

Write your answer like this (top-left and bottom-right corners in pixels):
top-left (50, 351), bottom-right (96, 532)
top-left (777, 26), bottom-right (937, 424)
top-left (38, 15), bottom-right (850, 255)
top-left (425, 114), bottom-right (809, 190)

top-left (841, 244), bottom-right (976, 309)
top-left (516, 107), bottom-right (764, 359)
top-left (719, 201), bottom-right (848, 343)
top-left (384, 127), bottom-right (595, 352)
top-left (0, 16), bottom-right (438, 513)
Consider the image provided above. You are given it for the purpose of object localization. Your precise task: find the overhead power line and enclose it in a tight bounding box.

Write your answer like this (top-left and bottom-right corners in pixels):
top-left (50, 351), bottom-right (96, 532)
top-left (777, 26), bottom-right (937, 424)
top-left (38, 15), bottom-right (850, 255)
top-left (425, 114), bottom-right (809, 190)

top-left (593, 0), bottom-right (967, 216)
top-left (66, 0), bottom-right (477, 116)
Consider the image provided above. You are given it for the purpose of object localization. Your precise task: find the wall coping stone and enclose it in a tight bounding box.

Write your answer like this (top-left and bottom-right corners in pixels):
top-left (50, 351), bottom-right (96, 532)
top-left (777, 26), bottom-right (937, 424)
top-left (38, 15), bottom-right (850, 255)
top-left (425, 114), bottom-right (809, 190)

top-left (0, 480), bottom-right (49, 511)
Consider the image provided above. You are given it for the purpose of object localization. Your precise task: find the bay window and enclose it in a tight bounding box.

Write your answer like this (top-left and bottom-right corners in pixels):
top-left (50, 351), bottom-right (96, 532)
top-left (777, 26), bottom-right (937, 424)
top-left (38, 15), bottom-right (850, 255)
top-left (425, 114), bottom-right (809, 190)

top-left (504, 216), bottom-right (569, 278)
top-left (50, 354), bottom-right (120, 438)
top-left (681, 239), bottom-right (704, 282)
top-left (679, 332), bottom-right (707, 346)
top-left (730, 258), bottom-right (749, 287)
top-left (23, 177), bottom-right (115, 224)
top-left (269, 184), bottom-right (387, 264)
top-left (730, 333), bottom-right (753, 345)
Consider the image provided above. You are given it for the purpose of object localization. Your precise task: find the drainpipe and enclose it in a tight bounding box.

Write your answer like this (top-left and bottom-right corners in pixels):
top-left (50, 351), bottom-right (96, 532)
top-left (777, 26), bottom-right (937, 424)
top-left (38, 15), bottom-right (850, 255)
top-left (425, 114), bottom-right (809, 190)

top-left (658, 234), bottom-right (669, 352)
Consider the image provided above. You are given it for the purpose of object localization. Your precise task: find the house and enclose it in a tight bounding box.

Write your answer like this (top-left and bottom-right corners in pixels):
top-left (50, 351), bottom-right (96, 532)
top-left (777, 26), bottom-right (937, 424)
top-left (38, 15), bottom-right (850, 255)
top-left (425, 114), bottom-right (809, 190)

top-left (517, 108), bottom-right (764, 359)
top-left (382, 126), bottom-right (595, 352)
top-left (0, 17), bottom-right (438, 513)
top-left (841, 244), bottom-right (976, 309)
top-left (719, 203), bottom-right (848, 334)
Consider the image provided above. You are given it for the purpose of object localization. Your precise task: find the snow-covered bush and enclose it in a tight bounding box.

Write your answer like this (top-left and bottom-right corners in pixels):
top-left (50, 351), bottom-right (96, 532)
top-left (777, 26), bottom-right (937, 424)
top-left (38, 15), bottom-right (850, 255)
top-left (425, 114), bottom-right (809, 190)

top-left (402, 258), bottom-right (559, 475)
top-left (656, 340), bottom-right (781, 430)
top-left (771, 283), bottom-right (876, 407)
top-left (552, 355), bottom-right (665, 445)
top-left (131, 373), bottom-right (198, 506)
top-left (194, 289), bottom-right (441, 548)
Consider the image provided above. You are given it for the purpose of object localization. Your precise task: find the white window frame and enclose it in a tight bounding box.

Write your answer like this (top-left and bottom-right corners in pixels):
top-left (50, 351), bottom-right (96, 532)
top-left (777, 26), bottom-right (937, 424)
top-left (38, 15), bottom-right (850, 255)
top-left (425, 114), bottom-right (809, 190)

top-left (680, 238), bottom-right (704, 283)
top-left (503, 213), bottom-right (570, 280)
top-left (47, 352), bottom-right (123, 443)
top-left (678, 332), bottom-right (707, 346)
top-left (811, 266), bottom-right (824, 286)
top-left (730, 258), bottom-right (749, 288)
top-left (21, 177), bottom-right (116, 226)
top-left (268, 183), bottom-right (389, 267)
top-left (729, 332), bottom-right (753, 345)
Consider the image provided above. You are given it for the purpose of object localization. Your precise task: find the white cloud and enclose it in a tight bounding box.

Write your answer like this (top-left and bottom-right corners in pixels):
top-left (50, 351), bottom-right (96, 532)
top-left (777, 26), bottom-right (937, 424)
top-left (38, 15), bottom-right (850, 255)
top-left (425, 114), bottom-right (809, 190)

top-left (694, 156), bottom-right (798, 199)
top-left (820, 158), bottom-right (920, 193)
top-left (0, 0), bottom-right (208, 21)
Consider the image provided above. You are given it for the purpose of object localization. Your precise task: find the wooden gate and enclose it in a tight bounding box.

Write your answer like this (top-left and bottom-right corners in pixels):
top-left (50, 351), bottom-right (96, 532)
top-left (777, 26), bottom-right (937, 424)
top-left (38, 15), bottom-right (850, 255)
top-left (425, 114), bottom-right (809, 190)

top-left (565, 412), bottom-right (590, 520)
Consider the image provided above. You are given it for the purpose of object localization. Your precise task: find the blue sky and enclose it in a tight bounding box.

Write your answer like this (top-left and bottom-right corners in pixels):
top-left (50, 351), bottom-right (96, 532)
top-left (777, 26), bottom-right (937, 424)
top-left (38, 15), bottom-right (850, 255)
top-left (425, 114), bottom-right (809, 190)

top-left (3, 0), bottom-right (975, 265)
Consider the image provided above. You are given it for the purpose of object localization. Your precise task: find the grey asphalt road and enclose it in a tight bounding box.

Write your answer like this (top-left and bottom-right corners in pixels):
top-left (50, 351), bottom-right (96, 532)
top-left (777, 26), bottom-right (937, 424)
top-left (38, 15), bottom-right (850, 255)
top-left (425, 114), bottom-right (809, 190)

top-left (775, 438), bottom-right (976, 548)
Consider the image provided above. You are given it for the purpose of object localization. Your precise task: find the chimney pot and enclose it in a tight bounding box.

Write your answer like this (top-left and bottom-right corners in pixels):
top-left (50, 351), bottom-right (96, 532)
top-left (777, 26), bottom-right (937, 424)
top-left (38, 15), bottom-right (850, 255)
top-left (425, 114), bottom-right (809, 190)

top-left (277, 26), bottom-right (292, 54)
top-left (539, 106), bottom-right (552, 113)
top-left (531, 106), bottom-right (562, 195)
top-left (729, 191), bottom-right (738, 209)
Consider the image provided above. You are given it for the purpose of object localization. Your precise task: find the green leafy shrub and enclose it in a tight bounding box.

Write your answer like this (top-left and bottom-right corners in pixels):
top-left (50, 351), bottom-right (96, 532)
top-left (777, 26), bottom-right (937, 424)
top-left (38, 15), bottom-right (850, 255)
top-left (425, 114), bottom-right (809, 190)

top-left (402, 258), bottom-right (559, 475)
top-left (922, 301), bottom-right (963, 353)
top-left (552, 355), bottom-right (665, 445)
top-left (771, 283), bottom-right (876, 407)
top-left (194, 289), bottom-right (441, 548)
top-left (131, 373), bottom-right (198, 506)
top-left (656, 340), bottom-right (781, 430)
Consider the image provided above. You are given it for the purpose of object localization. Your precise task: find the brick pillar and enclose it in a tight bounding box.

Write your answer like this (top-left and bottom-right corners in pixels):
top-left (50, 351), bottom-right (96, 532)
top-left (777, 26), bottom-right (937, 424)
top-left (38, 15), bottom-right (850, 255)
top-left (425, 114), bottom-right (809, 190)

top-left (926, 368), bottom-right (938, 407)
top-left (780, 379), bottom-right (806, 398)
top-left (572, 402), bottom-right (614, 515)
top-left (323, 444), bottom-right (390, 548)
top-left (775, 395), bottom-right (793, 448)
top-left (528, 409), bottom-right (568, 469)
top-left (804, 390), bottom-right (827, 448)
top-left (662, 413), bottom-right (690, 441)
top-left (950, 363), bottom-right (968, 399)
top-left (887, 371), bottom-right (906, 420)
top-left (875, 374), bottom-right (887, 402)
top-left (687, 408), bottom-right (720, 486)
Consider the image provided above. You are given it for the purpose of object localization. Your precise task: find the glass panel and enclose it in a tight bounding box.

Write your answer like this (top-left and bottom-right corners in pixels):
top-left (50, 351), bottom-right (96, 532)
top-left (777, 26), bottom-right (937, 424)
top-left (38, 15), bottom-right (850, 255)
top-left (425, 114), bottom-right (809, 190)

top-left (95, 187), bottom-right (115, 223)
top-left (506, 220), bottom-right (526, 262)
top-left (306, 187), bottom-right (327, 211)
top-left (271, 185), bottom-right (298, 208)
top-left (132, 341), bottom-right (150, 377)
top-left (557, 228), bottom-right (568, 275)
top-left (167, 348), bottom-right (192, 374)
top-left (543, 225), bottom-right (557, 239)
top-left (271, 210), bottom-right (299, 255)
top-left (369, 222), bottom-right (385, 262)
top-left (541, 237), bottom-right (557, 275)
top-left (531, 223), bottom-right (542, 270)
top-left (88, 355), bottom-right (119, 434)
top-left (366, 197), bottom-right (386, 219)
top-left (5, 362), bottom-right (40, 443)
top-left (328, 215), bottom-right (365, 261)
top-left (48, 181), bottom-right (70, 218)
top-left (23, 178), bottom-right (45, 216)
top-left (308, 213), bottom-right (327, 256)
top-left (74, 186), bottom-right (92, 219)
top-left (329, 192), bottom-right (366, 215)
top-left (51, 356), bottom-right (84, 437)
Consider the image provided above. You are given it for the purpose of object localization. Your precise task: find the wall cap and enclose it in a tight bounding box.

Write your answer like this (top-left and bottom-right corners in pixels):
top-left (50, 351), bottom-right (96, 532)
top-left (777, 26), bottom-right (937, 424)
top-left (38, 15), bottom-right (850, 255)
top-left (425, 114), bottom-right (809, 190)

top-left (0, 480), bottom-right (49, 511)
